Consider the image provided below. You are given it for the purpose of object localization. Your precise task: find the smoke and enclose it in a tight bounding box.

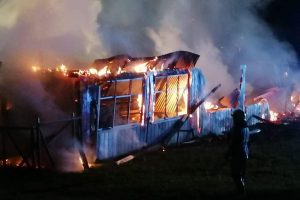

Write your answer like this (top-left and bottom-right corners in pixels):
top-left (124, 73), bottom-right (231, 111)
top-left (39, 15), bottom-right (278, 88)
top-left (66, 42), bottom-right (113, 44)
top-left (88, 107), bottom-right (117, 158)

top-left (1, 0), bottom-right (299, 113)
top-left (0, 0), bottom-right (103, 66)
top-left (0, 0), bottom-right (104, 124)
top-left (98, 0), bottom-right (299, 97)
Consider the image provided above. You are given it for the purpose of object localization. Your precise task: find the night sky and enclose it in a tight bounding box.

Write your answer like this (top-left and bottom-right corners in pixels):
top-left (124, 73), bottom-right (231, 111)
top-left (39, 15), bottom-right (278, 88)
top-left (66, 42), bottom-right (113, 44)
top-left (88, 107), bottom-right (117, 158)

top-left (263, 0), bottom-right (300, 63)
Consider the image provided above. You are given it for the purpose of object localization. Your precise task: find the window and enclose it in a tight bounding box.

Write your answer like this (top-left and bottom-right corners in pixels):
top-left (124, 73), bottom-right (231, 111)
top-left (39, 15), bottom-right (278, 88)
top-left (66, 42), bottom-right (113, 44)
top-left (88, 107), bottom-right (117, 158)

top-left (154, 73), bottom-right (189, 120)
top-left (99, 78), bottom-right (143, 128)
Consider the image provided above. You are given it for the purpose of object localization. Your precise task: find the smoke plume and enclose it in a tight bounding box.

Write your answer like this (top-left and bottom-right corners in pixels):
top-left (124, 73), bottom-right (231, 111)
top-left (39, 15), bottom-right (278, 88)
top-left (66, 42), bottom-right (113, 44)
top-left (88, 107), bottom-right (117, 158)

top-left (98, 0), bottom-right (299, 97)
top-left (0, 0), bottom-right (103, 123)
top-left (1, 0), bottom-right (299, 113)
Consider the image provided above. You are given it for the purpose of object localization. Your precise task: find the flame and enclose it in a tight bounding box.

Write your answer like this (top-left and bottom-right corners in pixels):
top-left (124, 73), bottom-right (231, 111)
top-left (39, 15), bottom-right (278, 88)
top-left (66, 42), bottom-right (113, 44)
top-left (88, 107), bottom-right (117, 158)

top-left (269, 110), bottom-right (278, 121)
top-left (117, 67), bottom-right (122, 74)
top-left (81, 66), bottom-right (110, 77)
top-left (60, 64), bottom-right (67, 71)
top-left (97, 66), bottom-right (108, 76)
top-left (134, 62), bottom-right (148, 73)
top-left (1, 156), bottom-right (23, 167)
top-left (178, 90), bottom-right (188, 115)
top-left (32, 66), bottom-right (41, 72)
top-left (204, 101), bottom-right (219, 110)
top-left (89, 68), bottom-right (98, 75)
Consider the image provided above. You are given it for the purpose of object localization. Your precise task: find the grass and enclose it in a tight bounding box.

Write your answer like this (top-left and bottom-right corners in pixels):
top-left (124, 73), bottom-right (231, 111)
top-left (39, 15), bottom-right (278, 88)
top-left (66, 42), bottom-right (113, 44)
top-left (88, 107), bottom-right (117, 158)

top-left (1, 122), bottom-right (300, 200)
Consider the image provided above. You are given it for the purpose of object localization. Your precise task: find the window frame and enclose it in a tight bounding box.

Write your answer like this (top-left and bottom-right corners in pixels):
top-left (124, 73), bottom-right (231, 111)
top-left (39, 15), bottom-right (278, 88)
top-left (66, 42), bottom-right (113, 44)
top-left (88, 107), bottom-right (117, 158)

top-left (98, 77), bottom-right (144, 128)
top-left (153, 72), bottom-right (190, 121)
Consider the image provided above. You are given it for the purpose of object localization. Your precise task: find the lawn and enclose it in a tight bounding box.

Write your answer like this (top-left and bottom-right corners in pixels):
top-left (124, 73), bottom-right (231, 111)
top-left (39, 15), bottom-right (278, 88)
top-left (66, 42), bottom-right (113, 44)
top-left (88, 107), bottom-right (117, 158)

top-left (1, 122), bottom-right (300, 200)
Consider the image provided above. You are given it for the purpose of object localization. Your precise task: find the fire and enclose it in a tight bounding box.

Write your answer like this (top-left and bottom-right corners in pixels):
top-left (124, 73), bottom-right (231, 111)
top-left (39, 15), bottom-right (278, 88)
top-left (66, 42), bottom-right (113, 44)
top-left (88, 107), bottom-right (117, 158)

top-left (269, 110), bottom-right (278, 121)
top-left (32, 66), bottom-right (41, 72)
top-left (178, 90), bottom-right (188, 115)
top-left (88, 68), bottom-right (98, 75)
top-left (32, 64), bottom-right (69, 76)
top-left (31, 57), bottom-right (165, 79)
top-left (0, 156), bottom-right (23, 167)
top-left (59, 64), bottom-right (67, 71)
top-left (204, 101), bottom-right (219, 110)
top-left (134, 62), bottom-right (148, 73)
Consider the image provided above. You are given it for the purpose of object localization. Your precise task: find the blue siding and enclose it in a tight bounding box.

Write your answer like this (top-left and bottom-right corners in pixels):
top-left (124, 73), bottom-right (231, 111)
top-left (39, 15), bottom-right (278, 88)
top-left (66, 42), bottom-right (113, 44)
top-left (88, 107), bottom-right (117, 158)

top-left (200, 101), bottom-right (270, 135)
top-left (96, 118), bottom-right (194, 160)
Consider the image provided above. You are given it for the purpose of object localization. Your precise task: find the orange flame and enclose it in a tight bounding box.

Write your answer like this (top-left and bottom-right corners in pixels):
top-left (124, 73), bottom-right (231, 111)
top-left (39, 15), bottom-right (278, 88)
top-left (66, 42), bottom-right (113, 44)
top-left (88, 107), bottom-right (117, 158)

top-left (134, 62), bottom-right (148, 73)
top-left (32, 66), bottom-right (41, 72)
top-left (204, 101), bottom-right (219, 110)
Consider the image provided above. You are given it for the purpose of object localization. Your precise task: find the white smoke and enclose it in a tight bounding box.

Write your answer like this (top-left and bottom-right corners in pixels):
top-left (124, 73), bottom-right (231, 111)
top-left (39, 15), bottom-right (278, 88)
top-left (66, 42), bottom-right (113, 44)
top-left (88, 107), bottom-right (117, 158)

top-left (0, 0), bottom-right (103, 66)
top-left (1, 0), bottom-right (299, 108)
top-left (0, 0), bottom-right (103, 123)
top-left (97, 0), bottom-right (299, 97)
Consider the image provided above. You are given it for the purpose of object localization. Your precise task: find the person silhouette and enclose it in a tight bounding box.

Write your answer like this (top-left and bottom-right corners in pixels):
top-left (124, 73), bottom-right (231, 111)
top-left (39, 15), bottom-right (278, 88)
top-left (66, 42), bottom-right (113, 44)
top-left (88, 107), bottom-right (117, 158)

top-left (226, 109), bottom-right (249, 195)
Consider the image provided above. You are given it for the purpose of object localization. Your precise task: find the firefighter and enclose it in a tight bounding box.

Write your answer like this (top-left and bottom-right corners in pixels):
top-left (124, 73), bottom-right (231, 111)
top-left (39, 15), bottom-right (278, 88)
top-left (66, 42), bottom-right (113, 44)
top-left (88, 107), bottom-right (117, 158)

top-left (225, 109), bottom-right (249, 195)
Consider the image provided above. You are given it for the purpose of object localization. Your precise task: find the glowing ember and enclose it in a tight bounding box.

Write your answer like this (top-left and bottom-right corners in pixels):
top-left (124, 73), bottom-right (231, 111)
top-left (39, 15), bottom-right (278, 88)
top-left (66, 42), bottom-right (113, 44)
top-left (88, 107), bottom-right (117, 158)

top-left (269, 110), bottom-right (278, 121)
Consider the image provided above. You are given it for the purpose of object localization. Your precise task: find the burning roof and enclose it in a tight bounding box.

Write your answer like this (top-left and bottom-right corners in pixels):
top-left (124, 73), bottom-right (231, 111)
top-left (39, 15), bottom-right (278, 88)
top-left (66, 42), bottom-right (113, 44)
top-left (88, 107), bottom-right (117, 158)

top-left (88, 50), bottom-right (200, 73)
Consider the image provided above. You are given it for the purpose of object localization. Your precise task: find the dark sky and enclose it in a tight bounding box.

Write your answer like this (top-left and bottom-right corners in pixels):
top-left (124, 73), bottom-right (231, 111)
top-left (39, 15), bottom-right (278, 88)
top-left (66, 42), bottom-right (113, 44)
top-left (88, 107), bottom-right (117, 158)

top-left (262, 0), bottom-right (300, 62)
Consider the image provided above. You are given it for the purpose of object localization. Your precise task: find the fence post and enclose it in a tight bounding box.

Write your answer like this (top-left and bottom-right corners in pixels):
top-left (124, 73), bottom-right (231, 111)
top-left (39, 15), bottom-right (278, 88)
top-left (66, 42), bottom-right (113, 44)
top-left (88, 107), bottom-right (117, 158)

top-left (76, 113), bottom-right (89, 170)
top-left (31, 127), bottom-right (36, 168)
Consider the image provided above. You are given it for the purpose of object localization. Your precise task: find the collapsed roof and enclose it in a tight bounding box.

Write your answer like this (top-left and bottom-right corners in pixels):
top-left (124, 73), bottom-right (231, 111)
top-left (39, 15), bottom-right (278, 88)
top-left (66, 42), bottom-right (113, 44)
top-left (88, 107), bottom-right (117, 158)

top-left (87, 51), bottom-right (200, 75)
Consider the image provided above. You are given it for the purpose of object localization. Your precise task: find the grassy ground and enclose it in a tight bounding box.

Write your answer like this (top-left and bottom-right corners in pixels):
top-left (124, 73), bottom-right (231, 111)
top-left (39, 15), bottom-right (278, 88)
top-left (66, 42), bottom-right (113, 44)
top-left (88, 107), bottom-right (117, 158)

top-left (1, 122), bottom-right (300, 200)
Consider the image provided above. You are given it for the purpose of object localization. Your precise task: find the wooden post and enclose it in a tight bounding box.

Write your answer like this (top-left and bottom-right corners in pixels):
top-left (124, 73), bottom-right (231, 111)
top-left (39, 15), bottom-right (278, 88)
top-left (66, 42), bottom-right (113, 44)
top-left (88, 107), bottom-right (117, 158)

top-left (39, 129), bottom-right (56, 169)
top-left (74, 113), bottom-right (89, 170)
top-left (31, 127), bottom-right (36, 168)
top-left (238, 65), bottom-right (247, 112)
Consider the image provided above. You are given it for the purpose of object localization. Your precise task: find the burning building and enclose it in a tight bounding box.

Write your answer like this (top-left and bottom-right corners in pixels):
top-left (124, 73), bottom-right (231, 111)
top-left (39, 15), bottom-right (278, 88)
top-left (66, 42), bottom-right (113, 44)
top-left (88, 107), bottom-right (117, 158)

top-left (75, 51), bottom-right (269, 161)
top-left (78, 51), bottom-right (204, 161)
top-left (0, 50), bottom-right (271, 168)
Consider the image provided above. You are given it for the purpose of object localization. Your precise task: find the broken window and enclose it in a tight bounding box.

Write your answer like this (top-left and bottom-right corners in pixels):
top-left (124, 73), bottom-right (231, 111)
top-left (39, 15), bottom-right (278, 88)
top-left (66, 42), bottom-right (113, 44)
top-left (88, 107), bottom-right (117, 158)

top-left (99, 78), bottom-right (143, 128)
top-left (154, 73), bottom-right (189, 120)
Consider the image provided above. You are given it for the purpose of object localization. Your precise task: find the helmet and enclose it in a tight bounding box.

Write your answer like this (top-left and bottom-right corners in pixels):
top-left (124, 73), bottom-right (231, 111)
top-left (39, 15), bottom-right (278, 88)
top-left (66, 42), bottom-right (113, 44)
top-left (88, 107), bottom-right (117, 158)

top-left (232, 109), bottom-right (245, 120)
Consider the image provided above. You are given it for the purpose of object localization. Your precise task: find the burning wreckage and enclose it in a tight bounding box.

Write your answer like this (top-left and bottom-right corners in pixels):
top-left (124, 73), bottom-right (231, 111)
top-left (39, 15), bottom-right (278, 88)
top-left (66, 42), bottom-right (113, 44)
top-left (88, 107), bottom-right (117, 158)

top-left (0, 50), bottom-right (286, 170)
